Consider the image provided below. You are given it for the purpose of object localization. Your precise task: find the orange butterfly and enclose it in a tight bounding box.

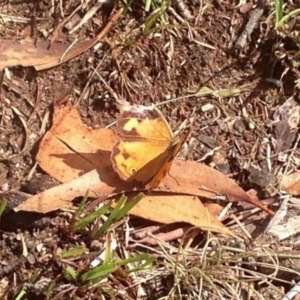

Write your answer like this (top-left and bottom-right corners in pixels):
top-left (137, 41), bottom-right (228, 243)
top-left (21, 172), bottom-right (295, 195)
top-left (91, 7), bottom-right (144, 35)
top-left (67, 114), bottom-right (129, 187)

top-left (111, 100), bottom-right (190, 189)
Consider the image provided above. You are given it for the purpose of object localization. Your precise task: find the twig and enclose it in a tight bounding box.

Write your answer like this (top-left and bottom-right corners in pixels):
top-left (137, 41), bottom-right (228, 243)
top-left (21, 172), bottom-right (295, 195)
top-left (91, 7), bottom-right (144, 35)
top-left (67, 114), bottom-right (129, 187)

top-left (69, 0), bottom-right (109, 34)
top-left (264, 196), bottom-right (289, 234)
top-left (218, 202), bottom-right (232, 220)
top-left (28, 77), bottom-right (43, 123)
top-left (230, 214), bottom-right (252, 239)
top-left (59, 38), bottom-right (78, 62)
top-left (280, 133), bottom-right (300, 191)
top-left (0, 106), bottom-right (30, 161)
top-left (173, 0), bottom-right (193, 21)
top-left (50, 3), bottom-right (83, 45)
top-left (281, 280), bottom-right (300, 300)
top-left (75, 57), bottom-right (108, 105)
top-left (234, 4), bottom-right (264, 50)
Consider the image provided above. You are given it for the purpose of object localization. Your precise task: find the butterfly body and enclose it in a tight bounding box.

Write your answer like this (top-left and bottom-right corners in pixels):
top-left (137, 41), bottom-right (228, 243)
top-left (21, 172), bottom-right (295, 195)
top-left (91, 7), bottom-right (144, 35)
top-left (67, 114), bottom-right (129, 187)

top-left (111, 100), bottom-right (189, 189)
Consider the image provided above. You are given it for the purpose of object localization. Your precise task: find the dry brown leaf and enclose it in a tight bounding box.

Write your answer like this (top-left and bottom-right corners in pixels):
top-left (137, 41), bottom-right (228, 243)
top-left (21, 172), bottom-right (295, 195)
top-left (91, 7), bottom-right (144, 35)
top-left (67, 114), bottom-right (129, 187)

top-left (14, 170), bottom-right (113, 213)
top-left (36, 103), bottom-right (117, 182)
top-left (113, 194), bottom-right (235, 236)
top-left (0, 9), bottom-right (123, 71)
top-left (204, 202), bottom-right (226, 220)
top-left (14, 180), bottom-right (233, 236)
top-left (0, 37), bottom-right (103, 71)
top-left (15, 102), bottom-right (273, 218)
top-left (274, 97), bottom-right (300, 153)
top-left (14, 170), bottom-right (233, 235)
top-left (281, 172), bottom-right (300, 195)
top-left (156, 160), bottom-right (273, 214)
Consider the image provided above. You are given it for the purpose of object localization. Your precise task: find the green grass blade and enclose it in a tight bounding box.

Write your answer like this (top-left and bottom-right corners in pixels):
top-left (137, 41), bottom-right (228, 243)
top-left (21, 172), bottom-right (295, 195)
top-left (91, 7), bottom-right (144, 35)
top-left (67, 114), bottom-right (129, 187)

top-left (122, 0), bottom-right (133, 13)
top-left (15, 289), bottom-right (27, 300)
top-left (95, 193), bottom-right (143, 237)
top-left (276, 8), bottom-right (300, 29)
top-left (44, 281), bottom-right (56, 298)
top-left (114, 193), bottom-right (144, 221)
top-left (95, 195), bottom-right (127, 237)
top-left (144, 7), bottom-right (166, 35)
top-left (64, 266), bottom-right (78, 281)
top-left (81, 263), bottom-right (117, 281)
top-left (28, 269), bottom-right (41, 283)
top-left (145, 0), bottom-right (152, 12)
top-left (116, 253), bottom-right (155, 273)
top-left (69, 191), bottom-right (90, 231)
top-left (103, 235), bottom-right (116, 265)
top-left (73, 201), bottom-right (111, 231)
top-left (116, 253), bottom-right (152, 266)
top-left (126, 258), bottom-right (155, 273)
top-left (0, 198), bottom-right (7, 219)
top-left (61, 246), bottom-right (88, 258)
top-left (275, 0), bottom-right (283, 26)
top-left (76, 190), bottom-right (89, 215)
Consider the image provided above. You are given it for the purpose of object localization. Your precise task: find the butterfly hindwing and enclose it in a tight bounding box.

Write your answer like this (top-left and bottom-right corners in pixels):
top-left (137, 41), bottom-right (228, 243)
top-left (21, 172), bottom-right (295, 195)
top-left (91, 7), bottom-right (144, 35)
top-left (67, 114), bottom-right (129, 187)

top-left (111, 100), bottom-right (189, 188)
top-left (145, 132), bottom-right (190, 189)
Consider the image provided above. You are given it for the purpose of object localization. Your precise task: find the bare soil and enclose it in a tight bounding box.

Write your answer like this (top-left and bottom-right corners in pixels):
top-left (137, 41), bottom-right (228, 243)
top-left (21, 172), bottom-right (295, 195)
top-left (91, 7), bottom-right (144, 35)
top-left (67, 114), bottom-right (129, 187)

top-left (0, 0), bottom-right (300, 299)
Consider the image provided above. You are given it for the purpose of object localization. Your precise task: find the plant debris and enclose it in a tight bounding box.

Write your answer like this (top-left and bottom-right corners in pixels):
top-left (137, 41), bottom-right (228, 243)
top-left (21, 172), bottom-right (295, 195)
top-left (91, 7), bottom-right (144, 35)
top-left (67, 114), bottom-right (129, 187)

top-left (1, 0), bottom-right (300, 298)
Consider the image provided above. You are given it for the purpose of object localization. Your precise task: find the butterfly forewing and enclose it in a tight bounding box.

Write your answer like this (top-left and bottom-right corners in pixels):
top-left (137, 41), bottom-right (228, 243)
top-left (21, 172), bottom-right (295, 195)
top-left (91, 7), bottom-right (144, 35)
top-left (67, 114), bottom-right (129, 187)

top-left (116, 101), bottom-right (173, 142)
top-left (145, 131), bottom-right (190, 189)
top-left (111, 100), bottom-right (189, 188)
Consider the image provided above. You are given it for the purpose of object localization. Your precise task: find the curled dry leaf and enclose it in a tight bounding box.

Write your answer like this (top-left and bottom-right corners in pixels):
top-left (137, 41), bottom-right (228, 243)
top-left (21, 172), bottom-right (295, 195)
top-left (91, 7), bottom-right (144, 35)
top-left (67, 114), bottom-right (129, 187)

top-left (15, 102), bottom-right (273, 235)
top-left (0, 37), bottom-right (104, 71)
top-left (0, 9), bottom-right (123, 71)
top-left (281, 172), bottom-right (300, 195)
top-left (15, 169), bottom-right (235, 236)
top-left (274, 97), bottom-right (300, 153)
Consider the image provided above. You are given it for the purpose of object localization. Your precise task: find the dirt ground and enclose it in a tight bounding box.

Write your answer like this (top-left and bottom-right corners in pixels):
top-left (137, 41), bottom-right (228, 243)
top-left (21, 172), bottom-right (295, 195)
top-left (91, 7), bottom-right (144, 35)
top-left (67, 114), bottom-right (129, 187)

top-left (0, 0), bottom-right (300, 299)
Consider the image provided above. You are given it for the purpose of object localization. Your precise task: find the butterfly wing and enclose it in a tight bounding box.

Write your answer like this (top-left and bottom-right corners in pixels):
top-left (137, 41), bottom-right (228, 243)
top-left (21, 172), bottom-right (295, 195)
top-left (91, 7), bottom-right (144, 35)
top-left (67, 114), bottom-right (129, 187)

top-left (145, 131), bottom-right (190, 189)
top-left (111, 100), bottom-right (174, 185)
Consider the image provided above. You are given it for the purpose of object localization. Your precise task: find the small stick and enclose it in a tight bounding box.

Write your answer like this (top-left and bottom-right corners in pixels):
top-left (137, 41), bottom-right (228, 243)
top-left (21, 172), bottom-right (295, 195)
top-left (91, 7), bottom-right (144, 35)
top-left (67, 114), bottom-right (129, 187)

top-left (173, 0), bottom-right (193, 21)
top-left (281, 280), bottom-right (300, 300)
top-left (264, 196), bottom-right (289, 235)
top-left (69, 0), bottom-right (109, 34)
top-left (234, 4), bottom-right (264, 50)
top-left (230, 213), bottom-right (252, 240)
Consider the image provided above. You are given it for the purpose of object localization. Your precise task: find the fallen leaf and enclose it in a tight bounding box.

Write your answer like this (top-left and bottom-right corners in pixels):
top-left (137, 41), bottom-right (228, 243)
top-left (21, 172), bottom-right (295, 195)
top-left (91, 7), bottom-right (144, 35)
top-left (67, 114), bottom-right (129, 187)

top-left (267, 216), bottom-right (300, 240)
top-left (36, 103), bottom-right (117, 182)
top-left (15, 102), bottom-right (274, 219)
top-left (14, 169), bottom-right (126, 213)
top-left (204, 202), bottom-right (226, 220)
top-left (192, 86), bottom-right (241, 98)
top-left (281, 172), bottom-right (300, 195)
top-left (0, 9), bottom-right (123, 71)
top-left (274, 97), bottom-right (300, 153)
top-left (113, 194), bottom-right (235, 236)
top-left (14, 180), bottom-right (233, 236)
top-left (157, 160), bottom-right (273, 215)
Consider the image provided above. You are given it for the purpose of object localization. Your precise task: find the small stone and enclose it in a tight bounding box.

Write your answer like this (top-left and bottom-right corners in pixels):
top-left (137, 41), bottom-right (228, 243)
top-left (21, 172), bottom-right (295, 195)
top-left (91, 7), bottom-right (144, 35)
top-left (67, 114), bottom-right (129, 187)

top-left (201, 103), bottom-right (214, 112)
top-left (233, 119), bottom-right (246, 134)
top-left (27, 253), bottom-right (36, 264)
top-left (90, 240), bottom-right (102, 251)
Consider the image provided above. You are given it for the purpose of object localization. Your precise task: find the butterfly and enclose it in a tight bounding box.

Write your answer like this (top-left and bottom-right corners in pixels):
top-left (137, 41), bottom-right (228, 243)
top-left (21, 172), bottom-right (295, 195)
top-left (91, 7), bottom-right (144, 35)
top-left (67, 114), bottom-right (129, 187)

top-left (110, 99), bottom-right (190, 189)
